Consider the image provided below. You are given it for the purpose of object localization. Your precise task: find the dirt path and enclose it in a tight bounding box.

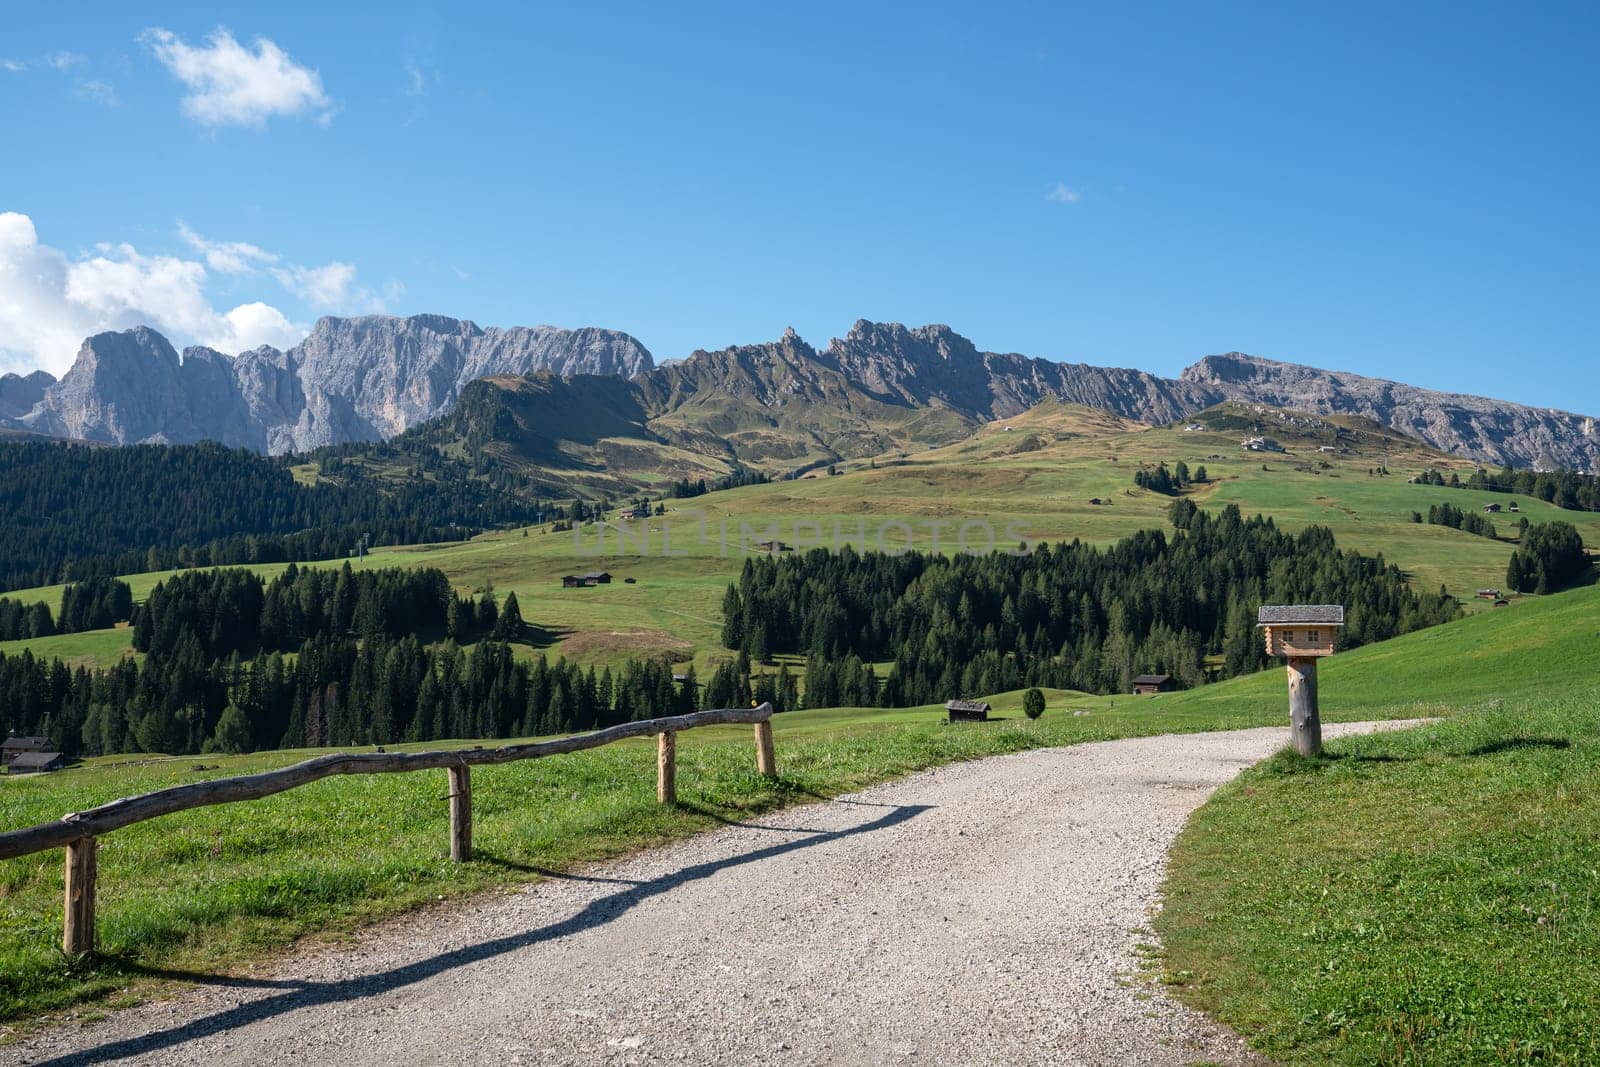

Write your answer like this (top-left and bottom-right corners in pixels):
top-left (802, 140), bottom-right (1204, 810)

top-left (5, 720), bottom-right (1422, 1067)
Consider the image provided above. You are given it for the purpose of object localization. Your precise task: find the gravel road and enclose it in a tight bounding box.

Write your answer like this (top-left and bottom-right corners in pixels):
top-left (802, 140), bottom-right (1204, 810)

top-left (5, 720), bottom-right (1422, 1067)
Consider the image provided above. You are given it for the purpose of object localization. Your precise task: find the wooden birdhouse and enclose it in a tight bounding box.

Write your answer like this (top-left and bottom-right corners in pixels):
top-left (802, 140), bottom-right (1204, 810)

top-left (1256, 604), bottom-right (1346, 757)
top-left (1257, 604), bottom-right (1344, 658)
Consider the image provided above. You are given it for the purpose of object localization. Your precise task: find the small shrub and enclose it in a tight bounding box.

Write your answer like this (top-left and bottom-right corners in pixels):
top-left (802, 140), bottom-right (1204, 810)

top-left (1023, 688), bottom-right (1046, 720)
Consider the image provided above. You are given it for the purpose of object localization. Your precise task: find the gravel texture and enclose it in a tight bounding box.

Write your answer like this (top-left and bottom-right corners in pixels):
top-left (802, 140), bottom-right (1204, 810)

top-left (5, 720), bottom-right (1422, 1066)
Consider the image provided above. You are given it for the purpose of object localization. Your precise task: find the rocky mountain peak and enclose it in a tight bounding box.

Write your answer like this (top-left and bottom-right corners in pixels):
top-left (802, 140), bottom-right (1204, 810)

top-left (3, 315), bottom-right (656, 454)
top-left (0, 369), bottom-right (55, 420)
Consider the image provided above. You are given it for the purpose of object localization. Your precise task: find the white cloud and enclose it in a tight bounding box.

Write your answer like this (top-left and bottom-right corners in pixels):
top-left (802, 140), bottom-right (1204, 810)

top-left (1, 59), bottom-right (28, 73)
top-left (141, 27), bottom-right (333, 127)
top-left (46, 51), bottom-right (86, 71)
top-left (1046, 182), bottom-right (1083, 205)
top-left (215, 302), bottom-right (301, 353)
top-left (0, 212), bottom-right (306, 375)
top-left (177, 220), bottom-right (277, 273)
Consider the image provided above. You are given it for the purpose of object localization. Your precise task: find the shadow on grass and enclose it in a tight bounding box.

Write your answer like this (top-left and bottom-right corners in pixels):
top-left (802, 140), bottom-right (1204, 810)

top-left (40, 801), bottom-right (932, 1065)
top-left (1463, 736), bottom-right (1571, 757)
top-left (1260, 748), bottom-right (1418, 776)
top-left (514, 623), bottom-right (571, 654)
top-left (1263, 736), bottom-right (1573, 776)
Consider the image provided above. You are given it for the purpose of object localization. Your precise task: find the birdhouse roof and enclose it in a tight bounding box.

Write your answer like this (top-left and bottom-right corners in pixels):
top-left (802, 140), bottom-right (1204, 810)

top-left (1256, 605), bottom-right (1345, 626)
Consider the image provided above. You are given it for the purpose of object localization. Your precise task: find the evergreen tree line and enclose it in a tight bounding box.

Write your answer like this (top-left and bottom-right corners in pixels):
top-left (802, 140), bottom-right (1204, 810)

top-left (1415, 466), bottom-right (1600, 512)
top-left (0, 633), bottom-right (726, 759)
top-left (1506, 521), bottom-right (1590, 594)
top-left (1425, 502), bottom-right (1498, 539)
top-left (721, 505), bottom-right (1459, 704)
top-left (0, 440), bottom-right (551, 592)
top-left (670, 469), bottom-right (772, 499)
top-left (1133, 460), bottom-right (1206, 495)
top-left (129, 564), bottom-right (525, 661)
top-left (0, 578), bottom-right (134, 641)
top-left (0, 564), bottom-right (748, 757)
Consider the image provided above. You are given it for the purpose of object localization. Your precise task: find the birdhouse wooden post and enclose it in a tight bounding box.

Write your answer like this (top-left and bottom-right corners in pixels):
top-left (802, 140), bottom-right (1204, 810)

top-left (1256, 605), bottom-right (1344, 756)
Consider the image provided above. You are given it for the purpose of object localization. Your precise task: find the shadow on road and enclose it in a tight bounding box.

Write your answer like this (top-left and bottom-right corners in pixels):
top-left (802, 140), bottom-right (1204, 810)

top-left (38, 801), bottom-right (933, 1066)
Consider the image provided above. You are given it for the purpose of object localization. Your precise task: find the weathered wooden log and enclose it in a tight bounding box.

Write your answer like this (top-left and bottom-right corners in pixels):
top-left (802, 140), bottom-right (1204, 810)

top-left (0, 704), bottom-right (775, 861)
top-left (1286, 656), bottom-right (1322, 757)
top-left (754, 720), bottom-right (777, 778)
top-left (63, 836), bottom-right (96, 956)
top-left (657, 732), bottom-right (677, 805)
top-left (447, 765), bottom-right (472, 862)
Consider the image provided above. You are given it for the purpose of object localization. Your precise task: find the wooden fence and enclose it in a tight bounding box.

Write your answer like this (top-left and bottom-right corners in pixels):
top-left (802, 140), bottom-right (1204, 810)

top-left (0, 703), bottom-right (778, 957)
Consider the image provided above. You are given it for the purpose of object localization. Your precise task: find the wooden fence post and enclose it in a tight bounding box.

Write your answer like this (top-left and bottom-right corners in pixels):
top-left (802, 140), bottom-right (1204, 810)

top-left (657, 731), bottom-right (677, 805)
top-left (447, 764), bottom-right (472, 862)
top-left (63, 836), bottom-right (97, 957)
top-left (754, 720), bottom-right (777, 778)
top-left (1286, 657), bottom-right (1322, 757)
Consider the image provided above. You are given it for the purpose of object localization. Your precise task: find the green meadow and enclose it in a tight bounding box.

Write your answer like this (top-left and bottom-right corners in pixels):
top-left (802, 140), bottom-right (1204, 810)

top-left (1158, 584), bottom-right (1600, 1065)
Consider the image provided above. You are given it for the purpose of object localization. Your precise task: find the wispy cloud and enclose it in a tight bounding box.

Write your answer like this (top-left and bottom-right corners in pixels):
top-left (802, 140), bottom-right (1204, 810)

top-left (178, 221), bottom-right (278, 273)
top-left (3, 50), bottom-right (87, 74)
top-left (1046, 182), bottom-right (1083, 205)
top-left (74, 79), bottom-right (119, 106)
top-left (141, 27), bottom-right (333, 127)
top-left (181, 221), bottom-right (386, 312)
top-left (271, 261), bottom-right (390, 313)
top-left (403, 59), bottom-right (427, 97)
top-left (3, 50), bottom-right (117, 107)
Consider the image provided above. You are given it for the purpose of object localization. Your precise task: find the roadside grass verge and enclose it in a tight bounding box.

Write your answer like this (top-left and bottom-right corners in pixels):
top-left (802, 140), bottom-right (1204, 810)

top-left (1158, 688), bottom-right (1600, 1063)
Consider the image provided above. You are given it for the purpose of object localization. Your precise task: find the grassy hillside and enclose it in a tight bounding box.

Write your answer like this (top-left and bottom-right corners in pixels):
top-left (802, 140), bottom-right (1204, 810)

top-left (1157, 584), bottom-right (1600, 1064)
top-left (3, 398), bottom-right (1596, 678)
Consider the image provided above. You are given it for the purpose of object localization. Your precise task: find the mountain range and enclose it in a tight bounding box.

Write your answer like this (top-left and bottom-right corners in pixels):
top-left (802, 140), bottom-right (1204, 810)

top-left (3, 314), bottom-right (1596, 472)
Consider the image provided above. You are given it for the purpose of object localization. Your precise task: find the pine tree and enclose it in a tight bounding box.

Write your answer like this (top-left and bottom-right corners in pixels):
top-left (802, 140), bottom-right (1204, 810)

top-left (494, 592), bottom-right (524, 639)
top-left (720, 585), bottom-right (744, 650)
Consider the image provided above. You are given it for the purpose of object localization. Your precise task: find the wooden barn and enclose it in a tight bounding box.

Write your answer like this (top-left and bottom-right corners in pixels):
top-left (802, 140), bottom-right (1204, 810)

top-left (751, 540), bottom-right (793, 553)
top-left (945, 699), bottom-right (991, 723)
top-left (1131, 674), bottom-right (1176, 695)
top-left (7, 750), bottom-right (64, 775)
top-left (1483, 502), bottom-right (1502, 513)
top-left (1, 735), bottom-right (49, 768)
top-left (560, 572), bottom-right (612, 588)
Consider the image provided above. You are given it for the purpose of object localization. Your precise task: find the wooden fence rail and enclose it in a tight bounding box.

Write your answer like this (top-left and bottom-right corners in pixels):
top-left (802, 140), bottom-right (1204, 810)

top-left (0, 703), bottom-right (777, 956)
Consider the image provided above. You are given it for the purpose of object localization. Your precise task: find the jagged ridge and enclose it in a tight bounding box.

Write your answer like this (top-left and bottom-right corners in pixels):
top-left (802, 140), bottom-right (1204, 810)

top-left (6, 315), bottom-right (654, 454)
top-left (4, 316), bottom-right (1596, 471)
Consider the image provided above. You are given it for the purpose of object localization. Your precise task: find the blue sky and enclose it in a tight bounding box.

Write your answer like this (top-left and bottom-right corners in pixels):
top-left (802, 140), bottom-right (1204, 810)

top-left (2, 2), bottom-right (1597, 412)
